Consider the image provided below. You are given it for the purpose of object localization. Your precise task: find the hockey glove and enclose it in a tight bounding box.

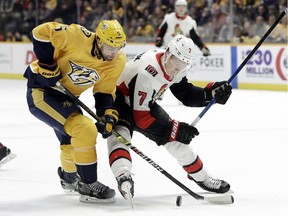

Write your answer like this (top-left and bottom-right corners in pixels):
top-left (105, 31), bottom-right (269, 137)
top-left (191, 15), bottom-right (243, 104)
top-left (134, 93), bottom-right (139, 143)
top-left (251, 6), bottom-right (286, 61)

top-left (36, 61), bottom-right (62, 88)
top-left (201, 46), bottom-right (211, 57)
top-left (155, 37), bottom-right (163, 47)
top-left (167, 120), bottom-right (199, 144)
top-left (204, 81), bottom-right (232, 105)
top-left (96, 108), bottom-right (119, 139)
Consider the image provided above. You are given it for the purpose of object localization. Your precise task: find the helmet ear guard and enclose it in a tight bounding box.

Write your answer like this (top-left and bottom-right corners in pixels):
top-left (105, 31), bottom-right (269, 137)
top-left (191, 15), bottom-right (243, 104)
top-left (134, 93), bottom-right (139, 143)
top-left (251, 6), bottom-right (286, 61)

top-left (95, 20), bottom-right (126, 48)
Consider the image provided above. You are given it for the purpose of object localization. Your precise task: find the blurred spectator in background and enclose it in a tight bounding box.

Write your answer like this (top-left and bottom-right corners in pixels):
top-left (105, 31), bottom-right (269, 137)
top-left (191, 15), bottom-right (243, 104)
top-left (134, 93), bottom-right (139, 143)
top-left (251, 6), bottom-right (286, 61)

top-left (251, 15), bottom-right (269, 41)
top-left (0, 0), bottom-right (286, 44)
top-left (278, 0), bottom-right (287, 13)
top-left (0, 33), bottom-right (4, 41)
top-left (276, 14), bottom-right (288, 43)
top-left (230, 25), bottom-right (249, 43)
top-left (198, 7), bottom-right (212, 26)
top-left (111, 0), bottom-right (124, 23)
top-left (135, 18), bottom-right (155, 41)
top-left (254, 4), bottom-right (269, 21)
top-left (266, 13), bottom-right (284, 43)
top-left (21, 1), bottom-right (36, 37)
top-left (197, 21), bottom-right (215, 43)
top-left (217, 16), bottom-right (233, 42)
top-left (211, 4), bottom-right (228, 40)
top-left (45, 0), bottom-right (77, 24)
top-left (126, 18), bottom-right (138, 42)
top-left (4, 31), bottom-right (15, 41)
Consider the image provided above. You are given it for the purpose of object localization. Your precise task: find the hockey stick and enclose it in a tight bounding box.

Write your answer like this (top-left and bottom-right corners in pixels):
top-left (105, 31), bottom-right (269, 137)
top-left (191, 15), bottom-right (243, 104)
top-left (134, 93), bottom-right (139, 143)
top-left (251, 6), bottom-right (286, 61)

top-left (56, 82), bottom-right (234, 205)
top-left (191, 8), bottom-right (288, 127)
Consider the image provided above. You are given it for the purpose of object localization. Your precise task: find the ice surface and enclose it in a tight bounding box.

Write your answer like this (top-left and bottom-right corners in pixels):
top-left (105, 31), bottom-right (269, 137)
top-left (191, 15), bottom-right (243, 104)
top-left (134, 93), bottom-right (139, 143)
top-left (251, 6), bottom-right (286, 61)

top-left (0, 79), bottom-right (287, 216)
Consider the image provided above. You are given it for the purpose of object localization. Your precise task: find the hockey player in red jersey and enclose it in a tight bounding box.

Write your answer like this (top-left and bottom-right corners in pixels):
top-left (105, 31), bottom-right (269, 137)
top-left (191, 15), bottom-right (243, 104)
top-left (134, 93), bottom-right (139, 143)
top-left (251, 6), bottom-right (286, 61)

top-left (104, 35), bottom-right (232, 199)
top-left (155, 0), bottom-right (211, 56)
top-left (23, 20), bottom-right (126, 203)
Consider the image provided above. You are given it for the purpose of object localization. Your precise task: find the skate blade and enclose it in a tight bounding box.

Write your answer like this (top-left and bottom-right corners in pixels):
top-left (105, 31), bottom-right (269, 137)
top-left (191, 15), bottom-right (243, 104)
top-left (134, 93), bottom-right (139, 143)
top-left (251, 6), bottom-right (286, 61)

top-left (123, 182), bottom-right (134, 209)
top-left (63, 189), bottom-right (79, 195)
top-left (79, 195), bottom-right (116, 204)
top-left (0, 153), bottom-right (17, 167)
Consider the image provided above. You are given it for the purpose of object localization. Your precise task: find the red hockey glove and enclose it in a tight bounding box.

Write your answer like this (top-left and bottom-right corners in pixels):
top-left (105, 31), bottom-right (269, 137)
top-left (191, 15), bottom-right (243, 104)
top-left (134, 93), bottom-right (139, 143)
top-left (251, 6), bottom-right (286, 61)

top-left (204, 81), bottom-right (232, 104)
top-left (166, 120), bottom-right (199, 144)
top-left (96, 108), bottom-right (119, 139)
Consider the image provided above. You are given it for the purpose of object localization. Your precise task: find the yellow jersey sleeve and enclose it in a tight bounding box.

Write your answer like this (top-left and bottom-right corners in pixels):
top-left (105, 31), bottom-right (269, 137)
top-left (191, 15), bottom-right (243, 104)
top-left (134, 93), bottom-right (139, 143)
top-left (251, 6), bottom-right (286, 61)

top-left (32, 22), bottom-right (88, 51)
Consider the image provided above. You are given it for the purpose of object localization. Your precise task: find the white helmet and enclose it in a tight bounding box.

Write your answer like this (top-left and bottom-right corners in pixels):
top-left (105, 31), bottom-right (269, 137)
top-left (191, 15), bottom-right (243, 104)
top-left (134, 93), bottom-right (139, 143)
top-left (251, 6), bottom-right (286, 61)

top-left (166, 35), bottom-right (194, 64)
top-left (175, 0), bottom-right (187, 6)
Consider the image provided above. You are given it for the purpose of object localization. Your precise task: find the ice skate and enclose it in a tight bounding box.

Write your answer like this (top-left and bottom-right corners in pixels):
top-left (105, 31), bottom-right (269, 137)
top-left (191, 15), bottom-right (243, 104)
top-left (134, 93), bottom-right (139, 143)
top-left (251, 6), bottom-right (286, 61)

top-left (57, 167), bottom-right (79, 194)
top-left (0, 144), bottom-right (16, 168)
top-left (188, 175), bottom-right (230, 193)
top-left (78, 180), bottom-right (116, 203)
top-left (116, 173), bottom-right (134, 199)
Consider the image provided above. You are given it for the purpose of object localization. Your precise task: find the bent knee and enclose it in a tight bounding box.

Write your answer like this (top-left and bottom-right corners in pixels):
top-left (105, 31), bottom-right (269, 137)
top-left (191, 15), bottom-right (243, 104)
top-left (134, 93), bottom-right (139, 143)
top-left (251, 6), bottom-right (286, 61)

top-left (64, 112), bottom-right (97, 148)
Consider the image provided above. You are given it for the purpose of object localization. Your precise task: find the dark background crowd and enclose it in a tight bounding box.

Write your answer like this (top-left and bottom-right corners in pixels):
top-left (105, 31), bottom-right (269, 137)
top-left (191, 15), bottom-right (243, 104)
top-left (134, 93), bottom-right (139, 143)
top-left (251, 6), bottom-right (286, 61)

top-left (0, 0), bottom-right (287, 44)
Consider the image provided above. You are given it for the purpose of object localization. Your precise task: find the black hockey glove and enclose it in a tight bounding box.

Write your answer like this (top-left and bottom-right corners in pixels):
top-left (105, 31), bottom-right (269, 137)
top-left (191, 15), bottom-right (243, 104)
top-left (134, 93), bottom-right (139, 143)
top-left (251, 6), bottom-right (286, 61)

top-left (155, 37), bottom-right (163, 47)
top-left (96, 108), bottom-right (119, 139)
top-left (204, 81), bottom-right (232, 105)
top-left (36, 61), bottom-right (62, 88)
top-left (166, 120), bottom-right (199, 144)
top-left (201, 46), bottom-right (211, 57)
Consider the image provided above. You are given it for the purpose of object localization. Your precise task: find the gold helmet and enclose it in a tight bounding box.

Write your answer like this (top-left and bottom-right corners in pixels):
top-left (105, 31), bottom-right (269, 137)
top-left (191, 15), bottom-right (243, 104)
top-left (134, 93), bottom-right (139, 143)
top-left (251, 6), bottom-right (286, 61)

top-left (96, 20), bottom-right (126, 48)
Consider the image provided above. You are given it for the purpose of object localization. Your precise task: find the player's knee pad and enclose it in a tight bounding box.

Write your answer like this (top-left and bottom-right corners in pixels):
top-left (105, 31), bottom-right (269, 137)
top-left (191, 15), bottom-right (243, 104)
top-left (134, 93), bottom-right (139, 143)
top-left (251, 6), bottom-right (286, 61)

top-left (64, 112), bottom-right (97, 164)
top-left (164, 141), bottom-right (198, 166)
top-left (64, 112), bottom-right (97, 149)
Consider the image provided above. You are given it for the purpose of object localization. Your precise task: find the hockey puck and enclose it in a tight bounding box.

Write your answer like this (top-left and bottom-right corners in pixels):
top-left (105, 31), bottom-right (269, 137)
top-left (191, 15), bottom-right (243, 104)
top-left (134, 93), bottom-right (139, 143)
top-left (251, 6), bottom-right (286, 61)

top-left (176, 196), bottom-right (182, 206)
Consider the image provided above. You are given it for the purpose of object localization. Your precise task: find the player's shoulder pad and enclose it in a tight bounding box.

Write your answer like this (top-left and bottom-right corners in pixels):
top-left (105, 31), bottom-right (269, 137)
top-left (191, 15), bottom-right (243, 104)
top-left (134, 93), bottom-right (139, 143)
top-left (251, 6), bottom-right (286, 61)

top-left (167, 12), bottom-right (176, 19)
top-left (32, 22), bottom-right (68, 42)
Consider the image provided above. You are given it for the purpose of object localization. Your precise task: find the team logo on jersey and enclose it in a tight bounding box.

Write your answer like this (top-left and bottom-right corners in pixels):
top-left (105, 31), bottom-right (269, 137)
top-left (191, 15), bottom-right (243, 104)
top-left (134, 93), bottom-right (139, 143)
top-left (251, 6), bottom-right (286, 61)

top-left (152, 84), bottom-right (168, 102)
top-left (145, 64), bottom-right (158, 77)
top-left (61, 100), bottom-right (73, 108)
top-left (68, 61), bottom-right (99, 86)
top-left (101, 23), bottom-right (108, 30)
top-left (172, 24), bottom-right (183, 37)
top-left (80, 27), bottom-right (92, 38)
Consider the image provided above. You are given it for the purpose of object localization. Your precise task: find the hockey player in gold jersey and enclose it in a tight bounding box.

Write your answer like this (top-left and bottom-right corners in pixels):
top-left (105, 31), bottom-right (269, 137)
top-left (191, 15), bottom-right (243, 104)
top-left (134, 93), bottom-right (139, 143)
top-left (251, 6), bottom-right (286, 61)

top-left (23, 20), bottom-right (126, 203)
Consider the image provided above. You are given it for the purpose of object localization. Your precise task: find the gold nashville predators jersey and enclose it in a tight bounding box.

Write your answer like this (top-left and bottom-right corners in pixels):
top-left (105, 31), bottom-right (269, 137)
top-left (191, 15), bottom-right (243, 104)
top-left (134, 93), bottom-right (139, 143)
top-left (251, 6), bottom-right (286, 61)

top-left (28, 22), bottom-right (126, 98)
